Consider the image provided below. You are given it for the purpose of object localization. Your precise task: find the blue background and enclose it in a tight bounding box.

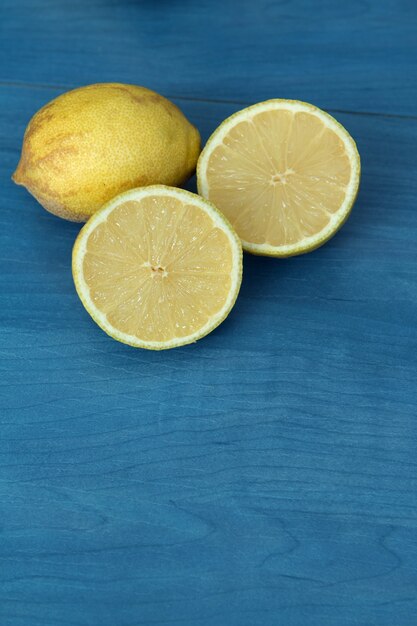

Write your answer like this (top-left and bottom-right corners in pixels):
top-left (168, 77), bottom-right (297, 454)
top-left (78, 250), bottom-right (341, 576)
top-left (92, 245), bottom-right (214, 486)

top-left (1, 1), bottom-right (417, 625)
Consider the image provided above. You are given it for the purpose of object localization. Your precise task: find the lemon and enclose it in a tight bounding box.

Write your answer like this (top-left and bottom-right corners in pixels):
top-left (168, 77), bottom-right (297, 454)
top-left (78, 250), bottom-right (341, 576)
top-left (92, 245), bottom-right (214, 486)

top-left (72, 185), bottom-right (242, 350)
top-left (197, 99), bottom-right (360, 256)
top-left (13, 83), bottom-right (201, 222)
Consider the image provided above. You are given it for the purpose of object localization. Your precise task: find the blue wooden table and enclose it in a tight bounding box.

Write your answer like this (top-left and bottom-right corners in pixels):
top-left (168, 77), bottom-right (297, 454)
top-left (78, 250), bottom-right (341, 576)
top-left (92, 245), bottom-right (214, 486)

top-left (1, 1), bottom-right (416, 625)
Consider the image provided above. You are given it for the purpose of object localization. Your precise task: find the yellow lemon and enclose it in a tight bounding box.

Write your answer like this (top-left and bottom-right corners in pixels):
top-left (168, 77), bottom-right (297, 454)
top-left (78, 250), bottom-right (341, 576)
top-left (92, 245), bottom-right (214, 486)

top-left (72, 186), bottom-right (242, 350)
top-left (13, 83), bottom-right (201, 222)
top-left (197, 99), bottom-right (360, 256)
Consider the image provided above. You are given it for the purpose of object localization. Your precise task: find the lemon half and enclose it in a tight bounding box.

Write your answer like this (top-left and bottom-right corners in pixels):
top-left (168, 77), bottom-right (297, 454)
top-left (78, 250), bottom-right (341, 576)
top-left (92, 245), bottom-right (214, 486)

top-left (197, 99), bottom-right (360, 256)
top-left (72, 186), bottom-right (242, 350)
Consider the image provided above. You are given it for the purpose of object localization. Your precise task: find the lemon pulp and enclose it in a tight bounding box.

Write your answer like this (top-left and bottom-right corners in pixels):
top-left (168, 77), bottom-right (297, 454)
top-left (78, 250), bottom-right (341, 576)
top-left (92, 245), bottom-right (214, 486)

top-left (198, 100), bottom-right (360, 256)
top-left (72, 186), bottom-right (242, 349)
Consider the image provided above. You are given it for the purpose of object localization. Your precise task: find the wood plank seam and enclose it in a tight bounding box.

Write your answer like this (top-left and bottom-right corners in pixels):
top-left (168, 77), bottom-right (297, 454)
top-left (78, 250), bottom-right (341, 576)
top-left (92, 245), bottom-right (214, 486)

top-left (1, 80), bottom-right (416, 122)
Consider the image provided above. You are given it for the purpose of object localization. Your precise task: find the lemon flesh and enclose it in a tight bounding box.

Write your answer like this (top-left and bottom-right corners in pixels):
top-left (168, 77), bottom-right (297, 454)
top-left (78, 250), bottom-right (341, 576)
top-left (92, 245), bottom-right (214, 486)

top-left (197, 100), bottom-right (360, 256)
top-left (13, 83), bottom-right (201, 222)
top-left (72, 186), bottom-right (242, 350)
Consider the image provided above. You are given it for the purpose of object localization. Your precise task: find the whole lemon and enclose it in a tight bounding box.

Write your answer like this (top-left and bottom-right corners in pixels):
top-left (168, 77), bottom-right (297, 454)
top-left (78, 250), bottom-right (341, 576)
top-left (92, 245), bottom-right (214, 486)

top-left (12, 83), bottom-right (201, 221)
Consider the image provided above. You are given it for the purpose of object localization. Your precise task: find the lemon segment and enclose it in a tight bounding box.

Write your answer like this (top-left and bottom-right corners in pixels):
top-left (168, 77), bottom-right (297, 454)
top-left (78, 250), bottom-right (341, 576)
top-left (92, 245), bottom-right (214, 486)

top-left (197, 100), bottom-right (360, 256)
top-left (72, 186), bottom-right (242, 350)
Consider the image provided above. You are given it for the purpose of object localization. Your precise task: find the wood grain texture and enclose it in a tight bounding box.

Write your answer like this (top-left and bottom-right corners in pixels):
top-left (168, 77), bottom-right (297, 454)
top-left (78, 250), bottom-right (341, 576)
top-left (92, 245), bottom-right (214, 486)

top-left (1, 1), bottom-right (417, 625)
top-left (0, 0), bottom-right (417, 117)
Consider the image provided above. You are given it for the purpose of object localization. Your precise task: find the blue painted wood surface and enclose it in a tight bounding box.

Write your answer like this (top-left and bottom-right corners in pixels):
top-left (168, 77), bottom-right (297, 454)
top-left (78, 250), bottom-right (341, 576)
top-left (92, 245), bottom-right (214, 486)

top-left (1, 2), bottom-right (417, 625)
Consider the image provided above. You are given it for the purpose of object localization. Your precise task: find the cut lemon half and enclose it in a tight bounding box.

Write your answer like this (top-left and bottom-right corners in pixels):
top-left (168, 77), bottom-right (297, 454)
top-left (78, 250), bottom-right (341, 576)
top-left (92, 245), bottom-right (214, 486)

top-left (197, 99), bottom-right (361, 256)
top-left (72, 186), bottom-right (242, 350)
